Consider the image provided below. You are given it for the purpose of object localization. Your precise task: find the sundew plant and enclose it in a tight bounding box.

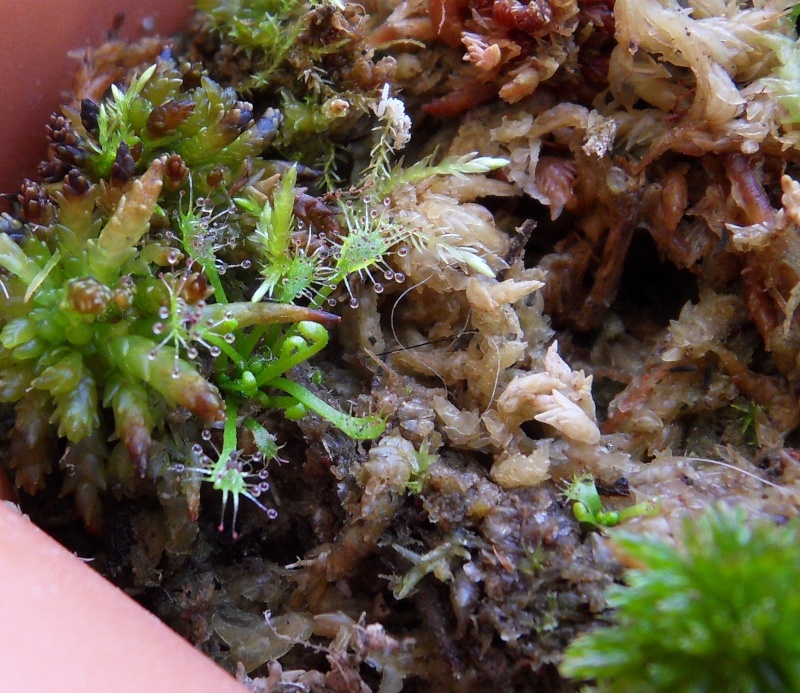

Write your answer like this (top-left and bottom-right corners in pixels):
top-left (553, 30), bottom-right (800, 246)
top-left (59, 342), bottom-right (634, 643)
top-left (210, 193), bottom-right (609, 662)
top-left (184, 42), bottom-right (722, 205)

top-left (0, 45), bottom-right (505, 533)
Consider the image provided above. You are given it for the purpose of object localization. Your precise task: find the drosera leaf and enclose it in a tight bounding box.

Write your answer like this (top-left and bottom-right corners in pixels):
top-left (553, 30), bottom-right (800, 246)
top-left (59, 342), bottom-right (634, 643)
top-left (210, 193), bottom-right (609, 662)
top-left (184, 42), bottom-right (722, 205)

top-left (249, 320), bottom-right (332, 389)
top-left (563, 473), bottom-right (604, 520)
top-left (270, 376), bottom-right (386, 440)
top-left (243, 417), bottom-right (281, 462)
top-left (186, 399), bottom-right (278, 539)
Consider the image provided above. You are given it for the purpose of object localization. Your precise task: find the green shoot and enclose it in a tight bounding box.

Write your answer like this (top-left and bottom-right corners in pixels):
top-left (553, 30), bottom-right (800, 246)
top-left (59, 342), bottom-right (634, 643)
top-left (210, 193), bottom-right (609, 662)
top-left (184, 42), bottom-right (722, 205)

top-left (89, 65), bottom-right (157, 180)
top-left (196, 0), bottom-right (308, 89)
top-left (251, 166), bottom-right (313, 303)
top-left (391, 539), bottom-right (470, 599)
top-left (269, 377), bottom-right (385, 440)
top-left (730, 400), bottom-right (761, 438)
top-left (378, 151), bottom-right (509, 200)
top-left (762, 32), bottom-right (800, 126)
top-left (563, 474), bottom-right (658, 529)
top-left (406, 440), bottom-right (438, 494)
top-left (0, 40), bottom-right (512, 533)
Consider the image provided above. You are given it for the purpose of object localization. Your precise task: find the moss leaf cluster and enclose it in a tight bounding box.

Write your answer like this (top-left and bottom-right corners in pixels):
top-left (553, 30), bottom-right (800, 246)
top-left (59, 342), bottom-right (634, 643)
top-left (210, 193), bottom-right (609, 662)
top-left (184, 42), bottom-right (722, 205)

top-left (561, 507), bottom-right (800, 692)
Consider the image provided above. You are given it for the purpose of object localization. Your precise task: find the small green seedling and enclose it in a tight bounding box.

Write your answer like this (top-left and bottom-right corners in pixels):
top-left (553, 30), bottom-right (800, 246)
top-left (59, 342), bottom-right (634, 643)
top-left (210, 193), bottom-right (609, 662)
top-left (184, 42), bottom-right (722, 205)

top-left (730, 399), bottom-right (761, 439)
top-left (405, 439), bottom-right (438, 494)
top-left (391, 539), bottom-right (470, 600)
top-left (563, 474), bottom-right (658, 528)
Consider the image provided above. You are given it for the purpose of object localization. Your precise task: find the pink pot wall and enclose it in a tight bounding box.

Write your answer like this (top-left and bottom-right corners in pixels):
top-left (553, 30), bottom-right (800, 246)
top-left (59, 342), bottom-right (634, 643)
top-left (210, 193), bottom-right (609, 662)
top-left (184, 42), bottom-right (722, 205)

top-left (0, 1), bottom-right (193, 191)
top-left (0, 502), bottom-right (248, 692)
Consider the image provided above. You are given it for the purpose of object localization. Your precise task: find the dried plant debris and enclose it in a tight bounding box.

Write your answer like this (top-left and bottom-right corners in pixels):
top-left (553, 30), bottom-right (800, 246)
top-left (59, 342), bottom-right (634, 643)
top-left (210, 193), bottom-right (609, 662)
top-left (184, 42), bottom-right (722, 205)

top-left (5, 0), bottom-right (800, 690)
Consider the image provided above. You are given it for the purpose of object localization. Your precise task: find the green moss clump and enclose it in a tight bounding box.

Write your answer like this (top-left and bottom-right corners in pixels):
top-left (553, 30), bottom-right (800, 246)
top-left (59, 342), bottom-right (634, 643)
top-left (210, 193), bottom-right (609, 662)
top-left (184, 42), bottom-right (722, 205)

top-left (561, 507), bottom-right (800, 692)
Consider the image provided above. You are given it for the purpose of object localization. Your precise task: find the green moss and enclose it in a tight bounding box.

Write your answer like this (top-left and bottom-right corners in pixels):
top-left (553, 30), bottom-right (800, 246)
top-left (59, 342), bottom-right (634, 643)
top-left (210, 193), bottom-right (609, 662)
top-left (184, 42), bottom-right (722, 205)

top-left (196, 0), bottom-right (309, 88)
top-left (83, 63), bottom-right (267, 191)
top-left (561, 507), bottom-right (800, 692)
